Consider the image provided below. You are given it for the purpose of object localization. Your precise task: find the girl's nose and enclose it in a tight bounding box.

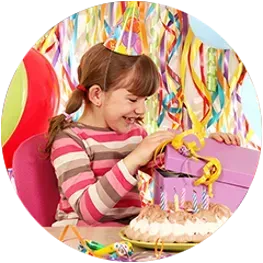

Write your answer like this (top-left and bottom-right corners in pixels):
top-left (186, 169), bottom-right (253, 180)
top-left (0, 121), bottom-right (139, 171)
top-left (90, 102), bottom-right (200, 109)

top-left (135, 99), bottom-right (146, 115)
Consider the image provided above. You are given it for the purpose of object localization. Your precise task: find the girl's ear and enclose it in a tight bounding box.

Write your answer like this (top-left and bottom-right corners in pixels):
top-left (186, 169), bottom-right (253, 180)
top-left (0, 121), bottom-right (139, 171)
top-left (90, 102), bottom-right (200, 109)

top-left (88, 85), bottom-right (104, 107)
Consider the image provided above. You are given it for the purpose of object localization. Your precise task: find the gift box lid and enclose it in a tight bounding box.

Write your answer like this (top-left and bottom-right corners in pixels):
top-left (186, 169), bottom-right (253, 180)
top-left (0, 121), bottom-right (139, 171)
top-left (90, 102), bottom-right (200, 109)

top-left (164, 136), bottom-right (261, 188)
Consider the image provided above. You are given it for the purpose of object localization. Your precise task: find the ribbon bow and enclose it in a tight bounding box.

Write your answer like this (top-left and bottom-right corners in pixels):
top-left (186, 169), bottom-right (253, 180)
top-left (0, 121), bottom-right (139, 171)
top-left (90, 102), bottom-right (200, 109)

top-left (154, 129), bottom-right (222, 197)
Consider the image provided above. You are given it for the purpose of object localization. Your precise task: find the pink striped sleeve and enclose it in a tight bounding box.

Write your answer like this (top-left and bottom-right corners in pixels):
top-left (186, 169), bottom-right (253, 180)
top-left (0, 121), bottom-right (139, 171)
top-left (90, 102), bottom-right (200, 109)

top-left (51, 133), bottom-right (137, 225)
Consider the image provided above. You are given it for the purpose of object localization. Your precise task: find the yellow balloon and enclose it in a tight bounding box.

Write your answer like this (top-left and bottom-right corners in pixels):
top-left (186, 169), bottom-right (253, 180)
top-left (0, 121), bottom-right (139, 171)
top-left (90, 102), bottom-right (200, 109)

top-left (1, 62), bottom-right (28, 146)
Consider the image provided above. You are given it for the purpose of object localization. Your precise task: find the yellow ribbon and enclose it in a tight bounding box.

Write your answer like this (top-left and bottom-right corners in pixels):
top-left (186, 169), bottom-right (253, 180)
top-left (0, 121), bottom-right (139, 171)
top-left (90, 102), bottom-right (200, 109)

top-left (38, 26), bottom-right (57, 54)
top-left (154, 238), bottom-right (164, 259)
top-left (216, 50), bottom-right (244, 133)
top-left (154, 130), bottom-right (222, 197)
top-left (59, 225), bottom-right (134, 258)
top-left (59, 226), bottom-right (120, 257)
top-left (180, 27), bottom-right (207, 137)
top-left (59, 225), bottom-right (89, 250)
top-left (190, 37), bottom-right (212, 127)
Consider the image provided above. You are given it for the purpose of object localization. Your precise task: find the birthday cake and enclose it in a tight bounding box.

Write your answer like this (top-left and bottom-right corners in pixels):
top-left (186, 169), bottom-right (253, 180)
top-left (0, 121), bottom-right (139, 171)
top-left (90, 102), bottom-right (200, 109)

top-left (124, 202), bottom-right (232, 243)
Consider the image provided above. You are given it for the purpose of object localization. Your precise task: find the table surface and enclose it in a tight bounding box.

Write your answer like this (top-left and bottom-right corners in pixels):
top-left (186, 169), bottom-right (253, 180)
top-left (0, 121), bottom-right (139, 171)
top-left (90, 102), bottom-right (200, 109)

top-left (46, 226), bottom-right (144, 252)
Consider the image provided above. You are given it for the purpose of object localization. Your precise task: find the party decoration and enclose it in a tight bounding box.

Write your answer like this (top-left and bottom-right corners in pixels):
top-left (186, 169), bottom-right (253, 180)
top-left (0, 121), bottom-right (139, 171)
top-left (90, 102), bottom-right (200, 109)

top-left (178, 145), bottom-right (190, 157)
top-left (192, 190), bottom-right (198, 213)
top-left (2, 48), bottom-right (60, 168)
top-left (207, 47), bottom-right (217, 92)
top-left (179, 187), bottom-right (186, 209)
top-left (155, 129), bottom-right (259, 212)
top-left (137, 170), bottom-right (154, 207)
top-left (108, 251), bottom-right (172, 262)
top-left (160, 186), bottom-right (167, 210)
top-left (78, 234), bottom-right (134, 259)
top-left (144, 94), bottom-right (159, 134)
top-left (173, 188), bottom-right (179, 211)
top-left (59, 225), bottom-right (173, 261)
top-left (1, 63), bottom-right (28, 146)
top-left (58, 225), bottom-right (134, 260)
top-left (32, 2), bottom-right (260, 151)
top-left (201, 186), bottom-right (209, 210)
top-left (154, 129), bottom-right (222, 197)
top-left (104, 1), bottom-right (145, 56)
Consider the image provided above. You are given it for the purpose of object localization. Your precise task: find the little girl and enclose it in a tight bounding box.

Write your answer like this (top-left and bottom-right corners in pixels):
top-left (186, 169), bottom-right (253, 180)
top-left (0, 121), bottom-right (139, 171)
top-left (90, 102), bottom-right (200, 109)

top-left (45, 43), bottom-right (240, 227)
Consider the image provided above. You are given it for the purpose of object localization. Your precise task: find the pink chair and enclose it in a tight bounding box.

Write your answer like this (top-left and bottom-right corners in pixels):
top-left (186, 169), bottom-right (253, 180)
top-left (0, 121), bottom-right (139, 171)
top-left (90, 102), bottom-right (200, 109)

top-left (12, 134), bottom-right (60, 226)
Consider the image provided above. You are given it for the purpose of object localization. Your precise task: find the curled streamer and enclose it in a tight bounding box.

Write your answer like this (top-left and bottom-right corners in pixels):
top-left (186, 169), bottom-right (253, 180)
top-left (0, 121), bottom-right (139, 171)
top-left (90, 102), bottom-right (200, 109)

top-left (181, 27), bottom-right (207, 136)
top-left (33, 2), bottom-right (259, 150)
top-left (207, 47), bottom-right (217, 92)
top-left (157, 8), bottom-right (183, 127)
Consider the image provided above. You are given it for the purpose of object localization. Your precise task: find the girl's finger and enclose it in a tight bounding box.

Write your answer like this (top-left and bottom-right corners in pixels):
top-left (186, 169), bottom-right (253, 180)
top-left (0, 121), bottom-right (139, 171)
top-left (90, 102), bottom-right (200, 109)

top-left (210, 133), bottom-right (223, 142)
top-left (227, 134), bottom-right (237, 145)
top-left (220, 133), bottom-right (231, 144)
top-left (236, 135), bottom-right (241, 146)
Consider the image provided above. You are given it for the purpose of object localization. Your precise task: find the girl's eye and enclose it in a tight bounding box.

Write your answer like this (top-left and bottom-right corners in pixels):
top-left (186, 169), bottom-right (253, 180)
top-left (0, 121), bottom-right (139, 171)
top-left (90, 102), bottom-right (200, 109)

top-left (129, 98), bottom-right (138, 103)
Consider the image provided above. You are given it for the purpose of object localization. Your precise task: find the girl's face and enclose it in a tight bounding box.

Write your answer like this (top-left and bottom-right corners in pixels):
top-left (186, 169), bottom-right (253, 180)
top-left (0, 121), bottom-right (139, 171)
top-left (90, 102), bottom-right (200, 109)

top-left (102, 88), bottom-right (147, 133)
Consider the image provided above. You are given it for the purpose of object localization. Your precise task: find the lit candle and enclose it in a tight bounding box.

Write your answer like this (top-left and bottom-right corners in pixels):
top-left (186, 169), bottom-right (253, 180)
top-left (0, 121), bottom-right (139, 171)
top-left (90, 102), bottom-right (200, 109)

top-left (173, 188), bottom-right (179, 211)
top-left (192, 190), bottom-right (198, 213)
top-left (180, 187), bottom-right (186, 209)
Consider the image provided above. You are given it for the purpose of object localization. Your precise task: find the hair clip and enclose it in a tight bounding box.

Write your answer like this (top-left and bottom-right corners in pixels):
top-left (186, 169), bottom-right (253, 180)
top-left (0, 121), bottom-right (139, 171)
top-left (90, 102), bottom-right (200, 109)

top-left (62, 112), bottom-right (73, 122)
top-left (77, 84), bottom-right (86, 92)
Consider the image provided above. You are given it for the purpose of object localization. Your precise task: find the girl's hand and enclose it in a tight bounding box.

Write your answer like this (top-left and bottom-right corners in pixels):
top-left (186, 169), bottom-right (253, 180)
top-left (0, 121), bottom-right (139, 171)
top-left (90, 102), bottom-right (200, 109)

top-left (140, 153), bottom-right (165, 175)
top-left (209, 132), bottom-right (241, 146)
top-left (123, 131), bottom-right (175, 174)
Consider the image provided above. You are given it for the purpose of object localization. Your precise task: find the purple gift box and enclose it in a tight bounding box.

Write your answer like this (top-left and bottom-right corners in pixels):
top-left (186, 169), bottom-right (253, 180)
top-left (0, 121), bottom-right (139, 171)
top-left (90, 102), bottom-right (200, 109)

top-left (154, 136), bottom-right (261, 212)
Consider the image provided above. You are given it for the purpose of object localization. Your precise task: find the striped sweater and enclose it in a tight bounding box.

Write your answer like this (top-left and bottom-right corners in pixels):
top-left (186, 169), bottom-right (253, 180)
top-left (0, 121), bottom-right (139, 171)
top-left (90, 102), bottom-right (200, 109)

top-left (51, 123), bottom-right (147, 226)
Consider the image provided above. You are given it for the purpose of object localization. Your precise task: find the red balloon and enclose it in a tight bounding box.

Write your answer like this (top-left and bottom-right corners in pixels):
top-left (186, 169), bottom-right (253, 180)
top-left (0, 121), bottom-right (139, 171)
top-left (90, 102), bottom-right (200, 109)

top-left (2, 48), bottom-right (60, 168)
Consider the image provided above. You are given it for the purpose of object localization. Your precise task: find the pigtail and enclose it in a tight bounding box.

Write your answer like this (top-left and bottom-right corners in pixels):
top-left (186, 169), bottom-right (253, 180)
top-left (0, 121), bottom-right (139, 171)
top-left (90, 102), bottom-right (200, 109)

top-left (45, 89), bottom-right (85, 155)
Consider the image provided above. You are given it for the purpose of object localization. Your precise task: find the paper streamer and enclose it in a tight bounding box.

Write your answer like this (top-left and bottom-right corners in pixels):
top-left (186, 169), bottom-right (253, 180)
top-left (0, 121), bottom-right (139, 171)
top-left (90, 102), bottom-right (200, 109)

top-left (207, 47), bottom-right (217, 92)
top-left (32, 2), bottom-right (260, 202)
top-left (34, 3), bottom-right (259, 149)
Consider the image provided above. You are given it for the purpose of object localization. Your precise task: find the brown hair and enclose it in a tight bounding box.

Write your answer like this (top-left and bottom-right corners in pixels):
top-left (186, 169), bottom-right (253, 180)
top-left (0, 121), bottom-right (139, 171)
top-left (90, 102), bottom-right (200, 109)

top-left (45, 43), bottom-right (160, 155)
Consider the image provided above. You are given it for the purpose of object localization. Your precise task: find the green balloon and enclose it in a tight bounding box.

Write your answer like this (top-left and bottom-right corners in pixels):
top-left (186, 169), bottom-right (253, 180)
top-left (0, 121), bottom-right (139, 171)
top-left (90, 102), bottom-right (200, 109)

top-left (1, 62), bottom-right (28, 146)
